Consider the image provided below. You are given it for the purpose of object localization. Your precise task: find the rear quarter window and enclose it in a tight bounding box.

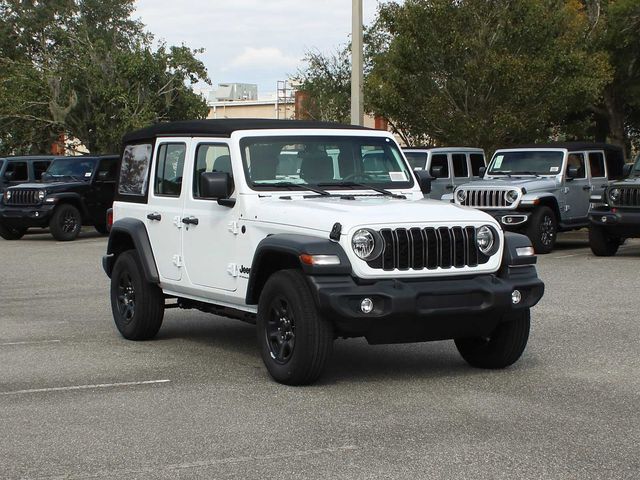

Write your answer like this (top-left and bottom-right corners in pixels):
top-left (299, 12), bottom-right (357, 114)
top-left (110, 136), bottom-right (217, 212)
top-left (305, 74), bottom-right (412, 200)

top-left (118, 144), bottom-right (152, 195)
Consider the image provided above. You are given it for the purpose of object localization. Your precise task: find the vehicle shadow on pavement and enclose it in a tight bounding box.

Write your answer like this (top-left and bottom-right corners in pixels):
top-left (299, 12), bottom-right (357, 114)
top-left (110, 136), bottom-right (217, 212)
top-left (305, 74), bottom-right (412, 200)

top-left (19, 228), bottom-right (106, 241)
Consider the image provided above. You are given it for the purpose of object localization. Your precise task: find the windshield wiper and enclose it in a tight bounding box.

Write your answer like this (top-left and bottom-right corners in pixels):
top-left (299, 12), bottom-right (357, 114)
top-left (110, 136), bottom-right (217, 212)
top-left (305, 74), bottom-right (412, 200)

top-left (510, 171), bottom-right (540, 176)
top-left (269, 182), bottom-right (330, 196)
top-left (317, 181), bottom-right (406, 199)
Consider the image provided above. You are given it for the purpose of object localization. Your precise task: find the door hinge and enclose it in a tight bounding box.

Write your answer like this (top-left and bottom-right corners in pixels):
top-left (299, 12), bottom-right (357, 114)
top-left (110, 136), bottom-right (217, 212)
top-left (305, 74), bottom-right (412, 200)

top-left (227, 263), bottom-right (239, 277)
top-left (173, 216), bottom-right (183, 229)
top-left (172, 255), bottom-right (183, 267)
top-left (564, 205), bottom-right (571, 212)
top-left (228, 221), bottom-right (239, 235)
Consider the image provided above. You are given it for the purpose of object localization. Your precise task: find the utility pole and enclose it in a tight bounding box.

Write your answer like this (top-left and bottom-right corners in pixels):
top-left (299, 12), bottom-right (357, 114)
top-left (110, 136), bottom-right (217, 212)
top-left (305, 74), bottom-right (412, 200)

top-left (351, 0), bottom-right (363, 126)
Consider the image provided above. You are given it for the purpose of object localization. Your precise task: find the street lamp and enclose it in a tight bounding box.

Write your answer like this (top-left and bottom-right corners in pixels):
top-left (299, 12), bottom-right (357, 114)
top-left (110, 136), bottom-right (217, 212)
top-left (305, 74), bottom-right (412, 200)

top-left (351, 0), bottom-right (363, 126)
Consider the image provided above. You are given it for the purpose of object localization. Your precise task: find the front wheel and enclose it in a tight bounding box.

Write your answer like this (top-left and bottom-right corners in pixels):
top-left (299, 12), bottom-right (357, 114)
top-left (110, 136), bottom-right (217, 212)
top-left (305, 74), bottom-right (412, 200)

top-left (0, 223), bottom-right (26, 240)
top-left (110, 250), bottom-right (164, 340)
top-left (49, 204), bottom-right (82, 241)
top-left (455, 309), bottom-right (530, 369)
top-left (257, 269), bottom-right (333, 385)
top-left (526, 206), bottom-right (557, 254)
top-left (588, 225), bottom-right (620, 256)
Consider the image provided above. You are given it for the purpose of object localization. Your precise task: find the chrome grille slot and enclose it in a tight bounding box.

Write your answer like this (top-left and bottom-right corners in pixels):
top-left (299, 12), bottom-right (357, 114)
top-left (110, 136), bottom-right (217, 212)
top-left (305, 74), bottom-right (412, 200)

top-left (611, 187), bottom-right (640, 207)
top-left (6, 189), bottom-right (40, 206)
top-left (369, 226), bottom-right (482, 271)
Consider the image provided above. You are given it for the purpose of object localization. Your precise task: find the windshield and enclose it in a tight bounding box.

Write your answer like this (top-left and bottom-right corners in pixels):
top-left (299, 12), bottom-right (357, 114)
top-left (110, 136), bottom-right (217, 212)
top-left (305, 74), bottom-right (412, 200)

top-left (404, 152), bottom-right (427, 170)
top-left (632, 156), bottom-right (640, 176)
top-left (45, 158), bottom-right (97, 181)
top-left (240, 136), bottom-right (414, 190)
top-left (488, 151), bottom-right (564, 176)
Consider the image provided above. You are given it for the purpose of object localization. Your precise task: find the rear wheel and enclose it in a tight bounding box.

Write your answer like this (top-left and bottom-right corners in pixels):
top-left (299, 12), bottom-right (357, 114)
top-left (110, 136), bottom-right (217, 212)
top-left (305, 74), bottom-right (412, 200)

top-left (588, 225), bottom-right (621, 256)
top-left (49, 204), bottom-right (81, 241)
top-left (526, 206), bottom-right (557, 254)
top-left (0, 222), bottom-right (26, 240)
top-left (110, 250), bottom-right (164, 340)
top-left (257, 269), bottom-right (333, 385)
top-left (455, 309), bottom-right (530, 369)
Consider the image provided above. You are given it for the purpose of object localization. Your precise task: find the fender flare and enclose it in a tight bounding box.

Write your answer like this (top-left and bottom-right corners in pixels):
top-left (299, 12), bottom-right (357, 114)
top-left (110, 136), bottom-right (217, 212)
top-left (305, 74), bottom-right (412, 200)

top-left (245, 234), bottom-right (352, 305)
top-left (102, 218), bottom-right (159, 283)
top-left (48, 192), bottom-right (89, 217)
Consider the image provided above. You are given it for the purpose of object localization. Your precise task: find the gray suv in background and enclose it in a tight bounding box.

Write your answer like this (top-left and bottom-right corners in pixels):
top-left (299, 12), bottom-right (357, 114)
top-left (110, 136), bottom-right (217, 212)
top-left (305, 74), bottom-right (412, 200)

top-left (446, 142), bottom-right (625, 253)
top-left (403, 147), bottom-right (486, 199)
top-left (0, 156), bottom-right (54, 192)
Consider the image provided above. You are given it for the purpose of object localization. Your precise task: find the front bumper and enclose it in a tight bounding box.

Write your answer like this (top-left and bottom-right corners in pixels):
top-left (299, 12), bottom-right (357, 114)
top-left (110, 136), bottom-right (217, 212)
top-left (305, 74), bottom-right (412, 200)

top-left (589, 207), bottom-right (640, 237)
top-left (0, 204), bottom-right (55, 228)
top-left (307, 266), bottom-right (544, 344)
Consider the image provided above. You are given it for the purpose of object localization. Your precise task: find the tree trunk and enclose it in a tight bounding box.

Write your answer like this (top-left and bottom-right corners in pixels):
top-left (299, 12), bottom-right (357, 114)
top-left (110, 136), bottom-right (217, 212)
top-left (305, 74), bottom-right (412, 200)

top-left (603, 87), bottom-right (629, 160)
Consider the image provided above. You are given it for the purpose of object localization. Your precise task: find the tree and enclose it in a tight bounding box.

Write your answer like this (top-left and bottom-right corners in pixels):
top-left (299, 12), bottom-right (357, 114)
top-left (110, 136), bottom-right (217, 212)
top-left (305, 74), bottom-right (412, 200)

top-left (366, 0), bottom-right (611, 151)
top-left (0, 0), bottom-right (209, 155)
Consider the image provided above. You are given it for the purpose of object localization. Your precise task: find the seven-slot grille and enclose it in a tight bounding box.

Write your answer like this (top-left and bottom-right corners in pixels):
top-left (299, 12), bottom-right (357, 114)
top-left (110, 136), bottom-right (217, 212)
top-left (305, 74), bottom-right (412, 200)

top-left (5, 189), bottom-right (41, 206)
top-left (611, 187), bottom-right (640, 207)
top-left (459, 189), bottom-right (514, 209)
top-left (367, 226), bottom-right (485, 271)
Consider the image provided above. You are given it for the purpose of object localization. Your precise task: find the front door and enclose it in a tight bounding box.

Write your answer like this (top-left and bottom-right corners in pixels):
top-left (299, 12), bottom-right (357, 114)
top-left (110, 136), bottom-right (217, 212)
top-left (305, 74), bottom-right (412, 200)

top-left (182, 140), bottom-right (239, 292)
top-left (563, 151), bottom-right (591, 222)
top-left (427, 153), bottom-right (450, 199)
top-left (146, 140), bottom-right (188, 282)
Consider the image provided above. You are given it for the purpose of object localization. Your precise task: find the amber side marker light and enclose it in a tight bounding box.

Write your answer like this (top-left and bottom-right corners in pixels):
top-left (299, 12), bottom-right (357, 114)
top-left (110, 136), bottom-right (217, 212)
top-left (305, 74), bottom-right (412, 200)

top-left (299, 254), bottom-right (341, 266)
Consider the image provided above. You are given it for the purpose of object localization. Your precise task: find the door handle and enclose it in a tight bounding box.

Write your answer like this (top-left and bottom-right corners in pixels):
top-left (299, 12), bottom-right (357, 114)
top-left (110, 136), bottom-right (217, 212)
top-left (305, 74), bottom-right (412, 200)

top-left (582, 185), bottom-right (592, 191)
top-left (146, 212), bottom-right (162, 221)
top-left (182, 216), bottom-right (199, 226)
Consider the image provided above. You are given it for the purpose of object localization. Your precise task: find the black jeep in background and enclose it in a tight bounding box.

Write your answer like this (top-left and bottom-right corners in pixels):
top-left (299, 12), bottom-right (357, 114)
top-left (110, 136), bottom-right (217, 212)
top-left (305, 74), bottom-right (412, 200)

top-left (589, 157), bottom-right (640, 256)
top-left (0, 156), bottom-right (55, 193)
top-left (0, 155), bottom-right (118, 241)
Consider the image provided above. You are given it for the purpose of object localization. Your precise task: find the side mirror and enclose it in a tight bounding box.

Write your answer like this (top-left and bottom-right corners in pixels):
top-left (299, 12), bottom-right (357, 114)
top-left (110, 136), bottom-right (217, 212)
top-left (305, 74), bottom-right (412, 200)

top-left (430, 165), bottom-right (444, 179)
top-left (200, 171), bottom-right (234, 206)
top-left (4, 171), bottom-right (14, 181)
top-left (623, 163), bottom-right (632, 177)
top-left (566, 165), bottom-right (579, 180)
top-left (478, 166), bottom-right (486, 178)
top-left (415, 170), bottom-right (433, 195)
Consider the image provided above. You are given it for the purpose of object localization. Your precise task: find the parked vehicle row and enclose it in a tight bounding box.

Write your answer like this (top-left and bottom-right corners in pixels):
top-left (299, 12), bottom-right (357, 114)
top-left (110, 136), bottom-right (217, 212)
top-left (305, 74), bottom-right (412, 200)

top-left (0, 155), bottom-right (118, 240)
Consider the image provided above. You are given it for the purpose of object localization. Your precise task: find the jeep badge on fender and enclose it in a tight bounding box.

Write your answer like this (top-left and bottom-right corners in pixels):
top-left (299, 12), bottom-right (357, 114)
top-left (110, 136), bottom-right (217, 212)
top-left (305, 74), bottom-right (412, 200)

top-left (102, 119), bottom-right (544, 385)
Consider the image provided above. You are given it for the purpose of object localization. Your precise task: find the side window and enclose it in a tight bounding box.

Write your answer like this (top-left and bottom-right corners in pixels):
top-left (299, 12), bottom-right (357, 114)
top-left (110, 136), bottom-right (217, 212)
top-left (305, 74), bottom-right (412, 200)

top-left (34, 161), bottom-right (51, 180)
top-left (588, 152), bottom-right (606, 178)
top-left (119, 144), bottom-right (152, 195)
top-left (5, 162), bottom-right (28, 181)
top-left (430, 154), bottom-right (449, 177)
top-left (96, 158), bottom-right (118, 181)
top-left (193, 143), bottom-right (232, 198)
top-left (470, 154), bottom-right (485, 176)
top-left (567, 153), bottom-right (586, 178)
top-left (154, 143), bottom-right (186, 197)
top-left (451, 153), bottom-right (469, 178)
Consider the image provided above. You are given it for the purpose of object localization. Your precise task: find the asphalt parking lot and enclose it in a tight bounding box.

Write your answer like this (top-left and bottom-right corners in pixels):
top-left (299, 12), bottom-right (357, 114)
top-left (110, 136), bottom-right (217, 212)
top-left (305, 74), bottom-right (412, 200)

top-left (1, 230), bottom-right (639, 479)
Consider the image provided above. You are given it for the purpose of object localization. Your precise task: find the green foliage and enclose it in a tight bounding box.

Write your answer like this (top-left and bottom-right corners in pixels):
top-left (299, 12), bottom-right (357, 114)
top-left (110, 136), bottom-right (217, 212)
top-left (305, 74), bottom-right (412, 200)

top-left (0, 0), bottom-right (209, 155)
top-left (367, 0), bottom-right (611, 150)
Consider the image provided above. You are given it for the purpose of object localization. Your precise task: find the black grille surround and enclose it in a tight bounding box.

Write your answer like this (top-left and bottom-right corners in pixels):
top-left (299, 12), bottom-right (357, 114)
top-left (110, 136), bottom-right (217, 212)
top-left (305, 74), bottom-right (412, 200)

top-left (610, 186), bottom-right (640, 208)
top-left (5, 189), bottom-right (42, 206)
top-left (366, 226), bottom-right (491, 271)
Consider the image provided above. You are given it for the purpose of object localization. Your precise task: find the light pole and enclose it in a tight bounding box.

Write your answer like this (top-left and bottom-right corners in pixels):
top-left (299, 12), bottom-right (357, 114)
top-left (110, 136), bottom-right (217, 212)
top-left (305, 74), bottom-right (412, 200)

top-left (351, 0), bottom-right (363, 126)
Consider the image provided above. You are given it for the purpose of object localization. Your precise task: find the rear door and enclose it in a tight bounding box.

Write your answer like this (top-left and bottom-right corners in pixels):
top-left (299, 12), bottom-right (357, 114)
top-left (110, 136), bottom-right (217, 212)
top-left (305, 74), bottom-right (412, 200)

top-left (182, 139), bottom-right (239, 292)
top-left (146, 139), bottom-right (189, 282)
top-left (564, 151), bottom-right (590, 221)
top-left (587, 150), bottom-right (608, 198)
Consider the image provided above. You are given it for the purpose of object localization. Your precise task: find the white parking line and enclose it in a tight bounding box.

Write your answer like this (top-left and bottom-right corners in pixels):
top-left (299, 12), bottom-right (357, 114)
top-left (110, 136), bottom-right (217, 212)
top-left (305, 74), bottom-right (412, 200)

top-left (0, 339), bottom-right (61, 346)
top-left (0, 379), bottom-right (170, 396)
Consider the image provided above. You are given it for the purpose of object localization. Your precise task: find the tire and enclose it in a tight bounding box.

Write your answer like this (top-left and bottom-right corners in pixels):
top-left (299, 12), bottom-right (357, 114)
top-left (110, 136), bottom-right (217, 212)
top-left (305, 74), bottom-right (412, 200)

top-left (110, 250), bottom-right (164, 340)
top-left (455, 309), bottom-right (530, 369)
top-left (94, 223), bottom-right (109, 235)
top-left (0, 222), bottom-right (26, 240)
top-left (49, 204), bottom-right (82, 241)
top-left (525, 206), bottom-right (557, 254)
top-left (588, 225), bottom-right (620, 256)
top-left (257, 269), bottom-right (333, 385)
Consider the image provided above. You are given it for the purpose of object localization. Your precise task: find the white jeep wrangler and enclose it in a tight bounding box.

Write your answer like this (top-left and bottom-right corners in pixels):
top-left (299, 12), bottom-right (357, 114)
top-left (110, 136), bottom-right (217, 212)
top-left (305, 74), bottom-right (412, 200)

top-left (103, 119), bottom-right (544, 385)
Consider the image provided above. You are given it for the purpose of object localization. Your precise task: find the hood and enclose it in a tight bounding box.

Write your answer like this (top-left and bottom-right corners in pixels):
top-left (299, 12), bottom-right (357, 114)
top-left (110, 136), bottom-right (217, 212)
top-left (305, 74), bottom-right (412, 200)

top-left (612, 177), bottom-right (640, 187)
top-left (251, 194), bottom-right (497, 234)
top-left (458, 176), bottom-right (558, 192)
top-left (7, 180), bottom-right (85, 191)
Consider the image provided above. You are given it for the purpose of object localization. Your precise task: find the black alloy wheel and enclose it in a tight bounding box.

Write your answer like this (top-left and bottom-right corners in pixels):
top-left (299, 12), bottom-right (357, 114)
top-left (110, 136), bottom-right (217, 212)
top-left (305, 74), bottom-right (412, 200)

top-left (116, 271), bottom-right (136, 324)
top-left (0, 222), bottom-right (26, 240)
top-left (49, 204), bottom-right (82, 241)
top-left (526, 206), bottom-right (557, 254)
top-left (265, 296), bottom-right (297, 365)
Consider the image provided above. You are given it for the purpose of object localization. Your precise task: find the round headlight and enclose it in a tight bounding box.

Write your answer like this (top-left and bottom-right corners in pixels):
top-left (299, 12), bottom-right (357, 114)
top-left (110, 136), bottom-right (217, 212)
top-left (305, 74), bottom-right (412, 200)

top-left (4, 190), bottom-right (11, 200)
top-left (455, 189), bottom-right (467, 203)
top-left (38, 190), bottom-right (46, 201)
top-left (352, 229), bottom-right (377, 260)
top-left (609, 188), bottom-right (621, 202)
top-left (505, 189), bottom-right (519, 204)
top-left (476, 225), bottom-right (495, 255)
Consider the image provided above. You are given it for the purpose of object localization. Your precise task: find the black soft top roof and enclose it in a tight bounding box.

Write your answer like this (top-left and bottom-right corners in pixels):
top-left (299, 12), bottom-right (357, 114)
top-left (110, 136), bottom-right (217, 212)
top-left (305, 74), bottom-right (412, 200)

top-left (122, 119), bottom-right (372, 144)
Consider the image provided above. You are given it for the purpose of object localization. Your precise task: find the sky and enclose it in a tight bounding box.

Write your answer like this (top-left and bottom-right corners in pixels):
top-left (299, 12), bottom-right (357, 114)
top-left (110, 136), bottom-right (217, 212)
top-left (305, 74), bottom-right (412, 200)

top-left (134, 0), bottom-right (386, 96)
